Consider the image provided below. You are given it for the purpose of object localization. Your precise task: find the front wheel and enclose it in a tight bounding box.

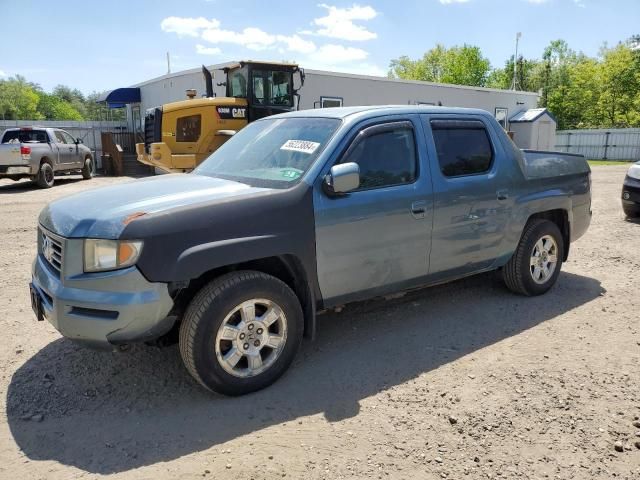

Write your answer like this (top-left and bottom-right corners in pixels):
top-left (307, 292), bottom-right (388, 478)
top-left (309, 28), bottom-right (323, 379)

top-left (503, 219), bottom-right (564, 296)
top-left (179, 271), bottom-right (303, 395)
top-left (622, 203), bottom-right (640, 218)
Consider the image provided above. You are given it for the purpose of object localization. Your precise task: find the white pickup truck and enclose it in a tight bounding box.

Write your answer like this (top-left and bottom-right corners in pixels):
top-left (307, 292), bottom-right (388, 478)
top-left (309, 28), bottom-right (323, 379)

top-left (0, 127), bottom-right (93, 188)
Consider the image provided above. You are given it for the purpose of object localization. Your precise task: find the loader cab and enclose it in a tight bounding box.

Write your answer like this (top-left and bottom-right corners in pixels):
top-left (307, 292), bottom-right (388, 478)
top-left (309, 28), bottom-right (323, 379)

top-left (224, 61), bottom-right (304, 121)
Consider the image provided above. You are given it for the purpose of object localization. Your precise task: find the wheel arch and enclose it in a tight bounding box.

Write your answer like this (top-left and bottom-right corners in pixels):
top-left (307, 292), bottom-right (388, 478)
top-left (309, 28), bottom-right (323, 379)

top-left (171, 255), bottom-right (316, 340)
top-left (528, 209), bottom-right (570, 261)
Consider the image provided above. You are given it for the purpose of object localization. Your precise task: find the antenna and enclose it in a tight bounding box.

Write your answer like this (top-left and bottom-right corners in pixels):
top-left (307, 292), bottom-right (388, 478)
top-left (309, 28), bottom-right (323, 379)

top-left (511, 32), bottom-right (521, 91)
top-left (166, 52), bottom-right (171, 74)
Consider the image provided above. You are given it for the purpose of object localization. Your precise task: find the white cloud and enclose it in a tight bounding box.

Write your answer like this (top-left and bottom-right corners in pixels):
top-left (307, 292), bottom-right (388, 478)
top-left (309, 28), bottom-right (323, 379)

top-left (201, 26), bottom-right (277, 50)
top-left (0, 69), bottom-right (7, 78)
top-left (162, 17), bottom-right (317, 53)
top-left (525, 0), bottom-right (550, 3)
top-left (312, 44), bottom-right (368, 63)
top-left (276, 34), bottom-right (317, 55)
top-left (310, 4), bottom-right (378, 41)
top-left (159, 8), bottom-right (384, 76)
top-left (160, 16), bottom-right (220, 37)
top-left (195, 44), bottom-right (222, 55)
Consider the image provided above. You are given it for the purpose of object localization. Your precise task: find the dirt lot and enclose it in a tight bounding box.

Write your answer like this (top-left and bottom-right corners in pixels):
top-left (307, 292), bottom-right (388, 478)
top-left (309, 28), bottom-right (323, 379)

top-left (0, 168), bottom-right (638, 480)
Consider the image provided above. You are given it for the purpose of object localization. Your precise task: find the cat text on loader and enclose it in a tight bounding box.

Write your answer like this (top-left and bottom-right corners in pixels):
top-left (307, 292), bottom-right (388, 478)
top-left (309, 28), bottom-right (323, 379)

top-left (136, 61), bottom-right (305, 173)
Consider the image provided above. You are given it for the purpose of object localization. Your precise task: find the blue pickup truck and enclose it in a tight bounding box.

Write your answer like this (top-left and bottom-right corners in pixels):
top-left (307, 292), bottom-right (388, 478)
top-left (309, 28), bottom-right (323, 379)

top-left (30, 106), bottom-right (592, 395)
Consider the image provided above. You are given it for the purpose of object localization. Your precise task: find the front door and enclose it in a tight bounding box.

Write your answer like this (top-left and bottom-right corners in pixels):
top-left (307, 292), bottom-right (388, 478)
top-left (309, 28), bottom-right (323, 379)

top-left (59, 130), bottom-right (82, 167)
top-left (421, 115), bottom-right (511, 279)
top-left (53, 131), bottom-right (73, 167)
top-left (314, 117), bottom-right (433, 305)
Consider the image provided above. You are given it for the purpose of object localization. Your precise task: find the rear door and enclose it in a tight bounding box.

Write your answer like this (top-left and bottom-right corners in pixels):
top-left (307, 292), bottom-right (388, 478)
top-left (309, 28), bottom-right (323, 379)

top-left (421, 115), bottom-right (512, 279)
top-left (314, 116), bottom-right (433, 304)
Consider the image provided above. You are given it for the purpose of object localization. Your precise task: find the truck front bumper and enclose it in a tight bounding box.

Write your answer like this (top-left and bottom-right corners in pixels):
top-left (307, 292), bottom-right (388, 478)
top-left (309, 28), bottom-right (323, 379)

top-left (622, 176), bottom-right (640, 215)
top-left (31, 254), bottom-right (175, 349)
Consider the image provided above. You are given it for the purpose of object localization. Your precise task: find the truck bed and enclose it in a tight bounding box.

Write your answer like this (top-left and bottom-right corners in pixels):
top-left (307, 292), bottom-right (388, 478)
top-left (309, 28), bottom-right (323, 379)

top-left (521, 149), bottom-right (590, 179)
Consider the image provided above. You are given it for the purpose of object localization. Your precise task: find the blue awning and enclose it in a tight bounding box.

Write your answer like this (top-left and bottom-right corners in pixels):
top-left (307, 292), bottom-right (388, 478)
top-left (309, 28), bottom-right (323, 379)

top-left (97, 87), bottom-right (141, 108)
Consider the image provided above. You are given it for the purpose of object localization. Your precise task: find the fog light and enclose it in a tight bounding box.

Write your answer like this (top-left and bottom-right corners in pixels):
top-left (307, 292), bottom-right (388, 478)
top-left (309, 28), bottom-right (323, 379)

top-left (623, 191), bottom-right (630, 200)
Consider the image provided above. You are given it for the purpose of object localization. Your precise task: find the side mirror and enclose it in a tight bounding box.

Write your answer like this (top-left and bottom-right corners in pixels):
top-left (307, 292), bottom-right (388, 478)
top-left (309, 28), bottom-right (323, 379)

top-left (324, 162), bottom-right (360, 196)
top-left (75, 138), bottom-right (83, 144)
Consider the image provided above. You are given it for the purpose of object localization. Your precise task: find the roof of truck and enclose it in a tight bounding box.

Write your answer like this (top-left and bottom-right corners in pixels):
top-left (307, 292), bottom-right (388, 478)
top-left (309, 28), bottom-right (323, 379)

top-left (270, 105), bottom-right (492, 120)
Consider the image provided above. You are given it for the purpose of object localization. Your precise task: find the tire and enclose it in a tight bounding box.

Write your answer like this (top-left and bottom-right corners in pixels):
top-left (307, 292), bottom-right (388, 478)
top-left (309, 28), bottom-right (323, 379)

top-left (36, 162), bottom-right (54, 188)
top-left (81, 157), bottom-right (93, 180)
top-left (503, 219), bottom-right (564, 296)
top-left (622, 203), bottom-right (640, 218)
top-left (179, 271), bottom-right (303, 396)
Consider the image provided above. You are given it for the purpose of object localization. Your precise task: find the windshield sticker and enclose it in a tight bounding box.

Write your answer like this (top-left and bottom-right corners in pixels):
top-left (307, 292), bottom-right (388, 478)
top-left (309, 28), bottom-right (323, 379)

top-left (281, 169), bottom-right (302, 179)
top-left (280, 139), bottom-right (321, 154)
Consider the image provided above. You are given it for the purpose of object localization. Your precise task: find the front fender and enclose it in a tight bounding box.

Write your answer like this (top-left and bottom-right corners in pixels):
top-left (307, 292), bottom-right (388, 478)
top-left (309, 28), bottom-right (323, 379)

top-left (173, 235), bottom-right (283, 280)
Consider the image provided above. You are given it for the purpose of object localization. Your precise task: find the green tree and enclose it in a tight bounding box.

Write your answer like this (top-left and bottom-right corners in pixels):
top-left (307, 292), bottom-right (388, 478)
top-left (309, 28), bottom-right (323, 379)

top-left (0, 75), bottom-right (43, 120)
top-left (486, 55), bottom-right (544, 92)
top-left (389, 44), bottom-right (491, 87)
top-left (52, 84), bottom-right (88, 117)
top-left (38, 93), bottom-right (84, 120)
top-left (596, 44), bottom-right (640, 127)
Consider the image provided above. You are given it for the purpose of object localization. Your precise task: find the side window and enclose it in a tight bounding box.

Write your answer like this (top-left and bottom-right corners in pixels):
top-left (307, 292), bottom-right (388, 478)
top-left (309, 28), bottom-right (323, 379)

top-left (61, 131), bottom-right (76, 144)
top-left (54, 131), bottom-right (67, 144)
top-left (228, 68), bottom-right (248, 98)
top-left (321, 96), bottom-right (343, 108)
top-left (176, 115), bottom-right (201, 142)
top-left (342, 124), bottom-right (417, 190)
top-left (430, 119), bottom-right (494, 177)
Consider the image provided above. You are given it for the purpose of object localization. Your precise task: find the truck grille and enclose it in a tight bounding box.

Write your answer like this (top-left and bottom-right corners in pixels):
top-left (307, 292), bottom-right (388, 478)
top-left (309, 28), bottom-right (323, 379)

top-left (40, 228), bottom-right (64, 274)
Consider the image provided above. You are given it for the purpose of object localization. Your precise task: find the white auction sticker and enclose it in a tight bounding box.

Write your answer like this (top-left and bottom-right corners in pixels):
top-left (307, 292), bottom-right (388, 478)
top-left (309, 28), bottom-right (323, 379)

top-left (280, 139), bottom-right (320, 154)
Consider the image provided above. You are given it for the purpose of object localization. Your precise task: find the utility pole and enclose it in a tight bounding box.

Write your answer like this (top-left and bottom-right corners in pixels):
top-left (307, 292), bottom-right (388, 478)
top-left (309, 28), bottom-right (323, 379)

top-left (511, 32), bottom-right (521, 91)
top-left (166, 52), bottom-right (171, 75)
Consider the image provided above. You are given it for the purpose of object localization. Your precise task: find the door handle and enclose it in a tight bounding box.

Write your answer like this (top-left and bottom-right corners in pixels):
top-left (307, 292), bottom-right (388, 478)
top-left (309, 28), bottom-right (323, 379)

top-left (411, 200), bottom-right (427, 219)
top-left (496, 189), bottom-right (509, 201)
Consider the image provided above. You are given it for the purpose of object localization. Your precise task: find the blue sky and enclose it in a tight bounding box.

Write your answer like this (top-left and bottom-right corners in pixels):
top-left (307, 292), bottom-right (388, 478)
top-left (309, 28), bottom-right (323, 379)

top-left (0, 0), bottom-right (637, 94)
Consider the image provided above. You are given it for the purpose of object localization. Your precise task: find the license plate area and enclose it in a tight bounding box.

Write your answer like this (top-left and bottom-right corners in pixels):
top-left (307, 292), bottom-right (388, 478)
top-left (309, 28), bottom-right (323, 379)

top-left (29, 283), bottom-right (45, 321)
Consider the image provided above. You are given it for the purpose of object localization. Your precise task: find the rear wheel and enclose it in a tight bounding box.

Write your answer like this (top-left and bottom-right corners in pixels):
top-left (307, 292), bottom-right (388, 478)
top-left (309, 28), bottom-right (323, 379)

top-left (36, 162), bottom-right (54, 188)
top-left (179, 271), bottom-right (303, 395)
top-left (503, 219), bottom-right (564, 296)
top-left (81, 157), bottom-right (93, 180)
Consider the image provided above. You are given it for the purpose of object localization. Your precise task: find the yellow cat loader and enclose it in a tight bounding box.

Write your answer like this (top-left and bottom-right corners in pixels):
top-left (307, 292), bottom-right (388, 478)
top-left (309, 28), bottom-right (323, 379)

top-left (136, 61), bottom-right (305, 173)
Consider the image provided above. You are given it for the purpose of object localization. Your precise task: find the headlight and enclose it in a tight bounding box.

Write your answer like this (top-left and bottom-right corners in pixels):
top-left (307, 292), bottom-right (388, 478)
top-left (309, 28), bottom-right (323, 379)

top-left (627, 163), bottom-right (640, 180)
top-left (84, 239), bottom-right (143, 273)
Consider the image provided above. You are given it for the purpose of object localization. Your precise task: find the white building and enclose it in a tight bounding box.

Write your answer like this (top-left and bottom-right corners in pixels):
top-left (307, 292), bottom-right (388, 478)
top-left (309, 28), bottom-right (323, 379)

top-left (101, 62), bottom-right (543, 148)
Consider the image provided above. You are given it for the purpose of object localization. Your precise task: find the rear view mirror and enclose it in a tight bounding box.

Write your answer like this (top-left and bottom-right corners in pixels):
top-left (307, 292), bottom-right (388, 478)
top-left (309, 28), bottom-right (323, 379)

top-left (324, 162), bottom-right (360, 195)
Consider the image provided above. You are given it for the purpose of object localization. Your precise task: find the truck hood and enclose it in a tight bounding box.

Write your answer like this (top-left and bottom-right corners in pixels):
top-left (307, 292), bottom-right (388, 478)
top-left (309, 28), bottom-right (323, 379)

top-left (39, 174), bottom-right (269, 238)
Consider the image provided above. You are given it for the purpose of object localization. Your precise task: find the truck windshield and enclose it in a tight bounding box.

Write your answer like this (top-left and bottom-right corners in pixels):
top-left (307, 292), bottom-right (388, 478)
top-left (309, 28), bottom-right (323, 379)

top-left (2, 130), bottom-right (48, 143)
top-left (195, 117), bottom-right (341, 188)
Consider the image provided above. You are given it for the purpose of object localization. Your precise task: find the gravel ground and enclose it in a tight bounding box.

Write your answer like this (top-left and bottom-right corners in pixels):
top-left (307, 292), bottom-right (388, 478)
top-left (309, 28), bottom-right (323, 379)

top-left (0, 168), bottom-right (638, 480)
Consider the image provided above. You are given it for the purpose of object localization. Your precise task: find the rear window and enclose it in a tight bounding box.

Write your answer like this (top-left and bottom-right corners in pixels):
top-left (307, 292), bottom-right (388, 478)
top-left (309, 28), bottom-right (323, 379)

top-left (2, 130), bottom-right (49, 144)
top-left (431, 119), bottom-right (494, 177)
